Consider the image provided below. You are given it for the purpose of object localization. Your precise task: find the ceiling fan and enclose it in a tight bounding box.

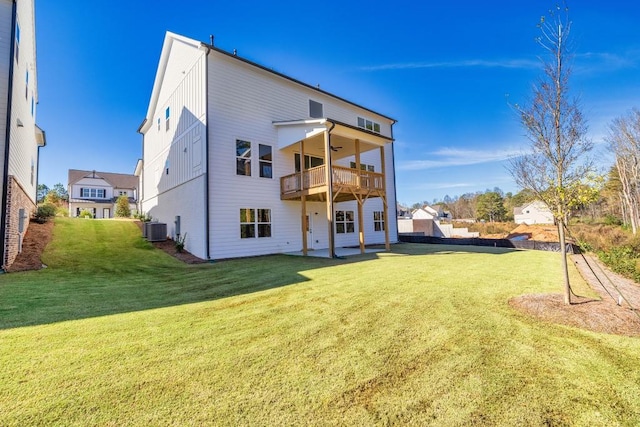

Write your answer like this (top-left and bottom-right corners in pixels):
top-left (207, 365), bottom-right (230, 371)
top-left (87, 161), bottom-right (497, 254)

top-left (330, 145), bottom-right (342, 152)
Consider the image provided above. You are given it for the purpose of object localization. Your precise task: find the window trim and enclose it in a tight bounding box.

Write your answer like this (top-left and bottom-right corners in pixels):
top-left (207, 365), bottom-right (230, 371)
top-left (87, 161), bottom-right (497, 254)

top-left (240, 208), bottom-right (272, 239)
top-left (236, 139), bottom-right (252, 176)
top-left (258, 144), bottom-right (273, 179)
top-left (335, 210), bottom-right (355, 234)
top-left (357, 116), bottom-right (381, 134)
top-left (374, 211), bottom-right (385, 232)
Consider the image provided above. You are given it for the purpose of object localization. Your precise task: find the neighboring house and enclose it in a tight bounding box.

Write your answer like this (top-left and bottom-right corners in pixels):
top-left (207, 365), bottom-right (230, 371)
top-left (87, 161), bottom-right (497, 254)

top-left (514, 200), bottom-right (555, 225)
top-left (412, 205), bottom-right (450, 221)
top-left (0, 0), bottom-right (46, 270)
top-left (138, 32), bottom-right (398, 260)
top-left (401, 205), bottom-right (477, 238)
top-left (68, 169), bottom-right (139, 219)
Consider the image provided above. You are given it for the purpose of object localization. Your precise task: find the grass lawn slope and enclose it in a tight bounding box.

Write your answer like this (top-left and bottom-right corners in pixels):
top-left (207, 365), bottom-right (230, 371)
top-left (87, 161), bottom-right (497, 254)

top-left (0, 218), bottom-right (639, 425)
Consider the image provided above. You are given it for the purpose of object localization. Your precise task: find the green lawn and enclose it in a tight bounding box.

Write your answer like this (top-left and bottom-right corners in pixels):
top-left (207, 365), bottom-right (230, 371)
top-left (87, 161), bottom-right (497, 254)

top-left (1, 218), bottom-right (639, 426)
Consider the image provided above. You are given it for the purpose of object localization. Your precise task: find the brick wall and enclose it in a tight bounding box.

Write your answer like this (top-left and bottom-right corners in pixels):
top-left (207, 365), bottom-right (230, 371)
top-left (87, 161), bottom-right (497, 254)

top-left (3, 176), bottom-right (36, 269)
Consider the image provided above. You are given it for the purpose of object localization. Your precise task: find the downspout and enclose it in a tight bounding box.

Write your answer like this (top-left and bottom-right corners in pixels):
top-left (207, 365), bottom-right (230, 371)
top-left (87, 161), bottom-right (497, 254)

top-left (203, 44), bottom-right (211, 260)
top-left (0, 0), bottom-right (18, 270)
top-left (390, 119), bottom-right (398, 243)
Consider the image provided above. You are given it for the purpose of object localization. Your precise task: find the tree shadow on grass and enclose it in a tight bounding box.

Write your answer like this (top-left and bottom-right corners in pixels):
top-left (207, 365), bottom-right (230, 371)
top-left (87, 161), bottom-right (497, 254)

top-left (0, 228), bottom-right (523, 330)
top-left (0, 245), bottom-right (384, 330)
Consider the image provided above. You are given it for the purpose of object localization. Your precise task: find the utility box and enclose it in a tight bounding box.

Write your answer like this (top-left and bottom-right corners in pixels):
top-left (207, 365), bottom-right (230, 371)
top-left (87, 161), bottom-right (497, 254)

top-left (146, 223), bottom-right (167, 242)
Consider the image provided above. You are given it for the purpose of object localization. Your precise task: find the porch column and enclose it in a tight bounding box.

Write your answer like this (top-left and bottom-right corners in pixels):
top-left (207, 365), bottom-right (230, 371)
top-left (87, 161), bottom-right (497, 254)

top-left (355, 139), bottom-right (365, 254)
top-left (380, 146), bottom-right (390, 251)
top-left (324, 129), bottom-right (335, 258)
top-left (300, 140), bottom-right (307, 256)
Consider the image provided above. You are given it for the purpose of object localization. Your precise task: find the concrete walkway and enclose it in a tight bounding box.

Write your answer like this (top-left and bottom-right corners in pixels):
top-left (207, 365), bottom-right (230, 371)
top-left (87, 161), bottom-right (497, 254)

top-left (285, 247), bottom-right (384, 258)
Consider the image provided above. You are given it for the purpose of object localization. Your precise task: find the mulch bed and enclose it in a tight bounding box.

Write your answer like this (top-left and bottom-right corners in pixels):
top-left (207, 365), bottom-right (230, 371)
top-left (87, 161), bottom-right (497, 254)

top-left (134, 220), bottom-right (207, 264)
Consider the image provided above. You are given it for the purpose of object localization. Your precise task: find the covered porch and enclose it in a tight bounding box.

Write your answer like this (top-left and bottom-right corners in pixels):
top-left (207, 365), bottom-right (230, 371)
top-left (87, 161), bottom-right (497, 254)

top-left (273, 118), bottom-right (394, 258)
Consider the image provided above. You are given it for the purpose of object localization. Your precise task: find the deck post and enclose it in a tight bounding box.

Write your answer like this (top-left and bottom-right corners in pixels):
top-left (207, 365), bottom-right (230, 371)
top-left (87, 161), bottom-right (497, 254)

top-left (301, 195), bottom-right (307, 256)
top-left (380, 146), bottom-right (390, 251)
top-left (324, 130), bottom-right (335, 258)
top-left (300, 140), bottom-right (308, 256)
top-left (355, 139), bottom-right (365, 254)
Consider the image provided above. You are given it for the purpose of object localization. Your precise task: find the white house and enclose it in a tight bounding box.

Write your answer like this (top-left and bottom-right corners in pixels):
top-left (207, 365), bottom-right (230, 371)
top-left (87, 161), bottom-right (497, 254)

top-left (514, 200), bottom-right (555, 225)
top-left (0, 0), bottom-right (46, 270)
top-left (138, 32), bottom-right (398, 260)
top-left (68, 169), bottom-right (139, 219)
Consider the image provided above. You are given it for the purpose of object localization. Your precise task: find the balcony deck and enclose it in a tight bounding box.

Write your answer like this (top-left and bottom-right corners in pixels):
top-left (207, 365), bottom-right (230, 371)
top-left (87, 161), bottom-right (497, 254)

top-left (280, 165), bottom-right (385, 202)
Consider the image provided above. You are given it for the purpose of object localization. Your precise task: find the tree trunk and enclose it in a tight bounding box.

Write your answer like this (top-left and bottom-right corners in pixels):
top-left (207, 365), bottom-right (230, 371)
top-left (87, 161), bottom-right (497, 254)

top-left (558, 220), bottom-right (571, 304)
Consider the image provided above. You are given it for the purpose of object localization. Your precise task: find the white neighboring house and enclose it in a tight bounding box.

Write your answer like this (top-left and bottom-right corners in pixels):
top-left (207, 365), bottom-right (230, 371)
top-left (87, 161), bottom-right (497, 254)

top-left (514, 200), bottom-right (555, 225)
top-left (0, 0), bottom-right (46, 270)
top-left (138, 32), bottom-right (398, 260)
top-left (68, 169), bottom-right (139, 219)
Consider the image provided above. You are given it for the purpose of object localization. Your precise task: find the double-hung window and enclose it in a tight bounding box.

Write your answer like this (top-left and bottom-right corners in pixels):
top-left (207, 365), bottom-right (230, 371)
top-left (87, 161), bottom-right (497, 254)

top-left (336, 210), bottom-right (355, 234)
top-left (259, 144), bottom-right (272, 178)
top-left (240, 208), bottom-right (271, 238)
top-left (374, 211), bottom-right (385, 231)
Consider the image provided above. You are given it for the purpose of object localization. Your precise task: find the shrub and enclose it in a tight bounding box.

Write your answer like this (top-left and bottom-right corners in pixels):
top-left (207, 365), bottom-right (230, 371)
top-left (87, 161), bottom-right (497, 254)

top-left (115, 195), bottom-right (131, 218)
top-left (175, 233), bottom-right (187, 253)
top-left (33, 203), bottom-right (56, 223)
top-left (79, 209), bottom-right (94, 219)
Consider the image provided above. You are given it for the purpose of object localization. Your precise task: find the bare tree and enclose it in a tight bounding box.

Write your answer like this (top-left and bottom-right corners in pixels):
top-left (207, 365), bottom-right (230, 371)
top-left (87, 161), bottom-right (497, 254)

top-left (606, 109), bottom-right (640, 234)
top-left (509, 5), bottom-right (593, 305)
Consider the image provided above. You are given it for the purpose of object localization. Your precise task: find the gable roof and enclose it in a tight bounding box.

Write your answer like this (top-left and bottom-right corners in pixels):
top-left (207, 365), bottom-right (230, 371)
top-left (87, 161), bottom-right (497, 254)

top-left (68, 169), bottom-right (139, 190)
top-left (139, 31), bottom-right (396, 134)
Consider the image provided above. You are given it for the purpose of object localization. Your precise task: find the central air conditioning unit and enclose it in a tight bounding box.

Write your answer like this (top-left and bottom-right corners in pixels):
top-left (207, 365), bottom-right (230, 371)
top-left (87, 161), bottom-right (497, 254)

top-left (146, 222), bottom-right (167, 242)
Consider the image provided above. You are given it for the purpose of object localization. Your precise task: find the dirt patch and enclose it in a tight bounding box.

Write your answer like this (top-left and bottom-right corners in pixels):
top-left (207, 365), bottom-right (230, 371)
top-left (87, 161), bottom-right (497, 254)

top-left (7, 220), bottom-right (54, 272)
top-left (507, 223), bottom-right (559, 242)
top-left (510, 254), bottom-right (640, 337)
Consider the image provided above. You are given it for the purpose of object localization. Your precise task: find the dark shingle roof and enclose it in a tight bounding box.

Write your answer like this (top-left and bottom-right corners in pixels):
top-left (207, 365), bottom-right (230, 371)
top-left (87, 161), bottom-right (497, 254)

top-left (68, 169), bottom-right (139, 190)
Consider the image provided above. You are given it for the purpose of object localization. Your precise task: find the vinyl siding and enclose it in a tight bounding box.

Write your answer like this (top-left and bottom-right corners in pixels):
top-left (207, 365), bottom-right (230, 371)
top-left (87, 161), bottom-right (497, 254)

top-left (6, 0), bottom-right (39, 204)
top-left (206, 51), bottom-right (396, 259)
top-left (141, 42), bottom-right (207, 258)
top-left (0, 1), bottom-right (12, 185)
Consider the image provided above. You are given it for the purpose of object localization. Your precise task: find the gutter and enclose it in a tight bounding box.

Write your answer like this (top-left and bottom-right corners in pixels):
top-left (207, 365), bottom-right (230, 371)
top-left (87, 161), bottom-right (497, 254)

top-left (0, 0), bottom-right (18, 270)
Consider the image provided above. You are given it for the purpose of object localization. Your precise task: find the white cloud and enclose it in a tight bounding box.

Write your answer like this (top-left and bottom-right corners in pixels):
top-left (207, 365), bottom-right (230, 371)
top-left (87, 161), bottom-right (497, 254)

top-left (398, 147), bottom-right (522, 171)
top-left (360, 58), bottom-right (539, 72)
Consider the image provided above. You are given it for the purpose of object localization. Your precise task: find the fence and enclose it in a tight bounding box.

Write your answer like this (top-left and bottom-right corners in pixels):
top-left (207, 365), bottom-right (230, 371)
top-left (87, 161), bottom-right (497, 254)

top-left (398, 233), bottom-right (580, 254)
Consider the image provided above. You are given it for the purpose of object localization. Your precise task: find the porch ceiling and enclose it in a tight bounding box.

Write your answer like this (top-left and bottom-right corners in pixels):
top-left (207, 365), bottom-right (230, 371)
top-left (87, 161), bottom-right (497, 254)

top-left (273, 118), bottom-right (392, 160)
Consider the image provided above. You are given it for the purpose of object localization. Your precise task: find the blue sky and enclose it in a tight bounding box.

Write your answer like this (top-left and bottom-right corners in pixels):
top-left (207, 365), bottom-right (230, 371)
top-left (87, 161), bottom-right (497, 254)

top-left (35, 1), bottom-right (640, 205)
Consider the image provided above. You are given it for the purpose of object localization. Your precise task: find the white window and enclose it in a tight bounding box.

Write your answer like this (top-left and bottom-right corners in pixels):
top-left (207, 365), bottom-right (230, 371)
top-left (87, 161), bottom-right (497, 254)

top-left (240, 208), bottom-right (271, 238)
top-left (81, 188), bottom-right (106, 198)
top-left (357, 117), bottom-right (381, 134)
top-left (236, 139), bottom-right (251, 176)
top-left (259, 144), bottom-right (272, 178)
top-left (374, 211), bottom-right (385, 231)
top-left (336, 210), bottom-right (355, 234)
